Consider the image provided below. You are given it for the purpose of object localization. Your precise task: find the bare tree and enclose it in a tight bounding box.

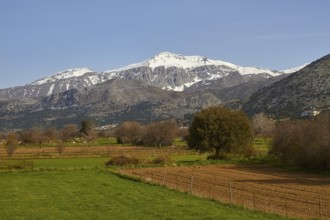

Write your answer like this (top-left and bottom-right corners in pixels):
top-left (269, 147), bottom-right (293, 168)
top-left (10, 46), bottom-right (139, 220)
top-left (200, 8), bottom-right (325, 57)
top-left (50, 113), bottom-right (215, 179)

top-left (271, 111), bottom-right (330, 170)
top-left (143, 120), bottom-right (178, 147)
top-left (252, 113), bottom-right (276, 147)
top-left (59, 124), bottom-right (78, 142)
top-left (83, 129), bottom-right (98, 147)
top-left (114, 121), bottom-right (143, 146)
top-left (5, 132), bottom-right (18, 157)
top-left (99, 125), bottom-right (114, 141)
top-left (43, 127), bottom-right (58, 143)
top-left (55, 140), bottom-right (65, 155)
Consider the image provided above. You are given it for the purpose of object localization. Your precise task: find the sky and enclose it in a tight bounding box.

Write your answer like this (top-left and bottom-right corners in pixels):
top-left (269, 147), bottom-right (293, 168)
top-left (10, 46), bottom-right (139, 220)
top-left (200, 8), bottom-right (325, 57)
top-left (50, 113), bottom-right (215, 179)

top-left (1, 0), bottom-right (330, 89)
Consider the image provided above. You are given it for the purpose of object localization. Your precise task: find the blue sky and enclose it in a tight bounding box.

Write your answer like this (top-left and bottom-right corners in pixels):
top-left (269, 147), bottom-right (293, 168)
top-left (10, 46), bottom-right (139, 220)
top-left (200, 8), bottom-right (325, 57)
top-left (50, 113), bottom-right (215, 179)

top-left (1, 0), bottom-right (329, 89)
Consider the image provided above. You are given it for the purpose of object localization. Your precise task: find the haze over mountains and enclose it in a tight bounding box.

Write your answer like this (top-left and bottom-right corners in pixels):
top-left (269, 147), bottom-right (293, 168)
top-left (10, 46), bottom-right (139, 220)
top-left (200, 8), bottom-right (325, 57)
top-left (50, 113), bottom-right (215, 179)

top-left (0, 52), bottom-right (328, 130)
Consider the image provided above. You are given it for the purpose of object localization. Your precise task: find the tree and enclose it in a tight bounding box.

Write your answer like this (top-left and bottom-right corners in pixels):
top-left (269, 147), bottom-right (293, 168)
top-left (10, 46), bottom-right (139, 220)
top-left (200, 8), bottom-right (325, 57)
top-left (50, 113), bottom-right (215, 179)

top-left (5, 132), bottom-right (18, 157)
top-left (114, 121), bottom-right (143, 146)
top-left (80, 120), bottom-right (94, 136)
top-left (251, 113), bottom-right (276, 147)
top-left (31, 128), bottom-right (46, 148)
top-left (252, 113), bottom-right (276, 138)
top-left (43, 127), bottom-right (58, 143)
top-left (271, 111), bottom-right (330, 170)
top-left (83, 129), bottom-right (98, 147)
top-left (188, 106), bottom-right (253, 159)
top-left (59, 124), bottom-right (78, 142)
top-left (99, 125), bottom-right (114, 141)
top-left (55, 141), bottom-right (65, 155)
top-left (142, 120), bottom-right (178, 147)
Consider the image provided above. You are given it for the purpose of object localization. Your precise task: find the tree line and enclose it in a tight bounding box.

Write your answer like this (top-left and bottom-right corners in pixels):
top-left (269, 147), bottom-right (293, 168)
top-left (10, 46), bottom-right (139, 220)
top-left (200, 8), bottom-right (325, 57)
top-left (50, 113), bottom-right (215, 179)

top-left (2, 106), bottom-right (329, 171)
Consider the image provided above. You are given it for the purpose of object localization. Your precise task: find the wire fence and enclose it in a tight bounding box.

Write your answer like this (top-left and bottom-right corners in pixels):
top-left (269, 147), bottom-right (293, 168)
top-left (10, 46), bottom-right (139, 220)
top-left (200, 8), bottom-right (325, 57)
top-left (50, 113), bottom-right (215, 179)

top-left (123, 168), bottom-right (330, 219)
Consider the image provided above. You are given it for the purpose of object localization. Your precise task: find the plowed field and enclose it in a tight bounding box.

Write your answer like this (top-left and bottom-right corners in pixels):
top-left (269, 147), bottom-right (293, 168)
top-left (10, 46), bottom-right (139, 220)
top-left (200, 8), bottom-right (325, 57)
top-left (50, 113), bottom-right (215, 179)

top-left (124, 164), bottom-right (330, 219)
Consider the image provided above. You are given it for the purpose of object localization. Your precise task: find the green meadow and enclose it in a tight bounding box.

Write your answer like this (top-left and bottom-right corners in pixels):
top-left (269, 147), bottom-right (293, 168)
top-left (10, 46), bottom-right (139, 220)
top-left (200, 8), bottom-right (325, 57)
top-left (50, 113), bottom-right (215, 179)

top-left (0, 168), bottom-right (289, 220)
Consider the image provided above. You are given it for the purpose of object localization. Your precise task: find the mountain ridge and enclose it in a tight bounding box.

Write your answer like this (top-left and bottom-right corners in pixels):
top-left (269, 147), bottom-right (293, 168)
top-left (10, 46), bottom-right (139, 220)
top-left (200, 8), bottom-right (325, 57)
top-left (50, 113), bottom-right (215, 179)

top-left (0, 52), bottom-right (304, 100)
top-left (242, 54), bottom-right (330, 118)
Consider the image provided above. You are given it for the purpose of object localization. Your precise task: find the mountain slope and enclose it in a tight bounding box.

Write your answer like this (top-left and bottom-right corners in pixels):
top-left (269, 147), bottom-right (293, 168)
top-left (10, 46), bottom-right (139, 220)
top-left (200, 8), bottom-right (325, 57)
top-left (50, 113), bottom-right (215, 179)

top-left (242, 54), bottom-right (330, 118)
top-left (0, 78), bottom-right (221, 129)
top-left (0, 52), bottom-right (295, 100)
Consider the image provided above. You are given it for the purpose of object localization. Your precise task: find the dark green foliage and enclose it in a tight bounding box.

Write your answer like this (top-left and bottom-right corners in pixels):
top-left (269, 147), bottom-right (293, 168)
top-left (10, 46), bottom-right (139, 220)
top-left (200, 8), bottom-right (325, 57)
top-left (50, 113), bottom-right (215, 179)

top-left (188, 106), bottom-right (253, 159)
top-left (271, 111), bottom-right (330, 170)
top-left (80, 120), bottom-right (94, 135)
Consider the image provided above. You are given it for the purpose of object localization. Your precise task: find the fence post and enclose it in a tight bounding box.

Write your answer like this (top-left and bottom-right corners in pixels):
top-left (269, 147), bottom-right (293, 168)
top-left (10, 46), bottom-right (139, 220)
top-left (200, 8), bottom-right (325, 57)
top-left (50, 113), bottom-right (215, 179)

top-left (190, 176), bottom-right (194, 194)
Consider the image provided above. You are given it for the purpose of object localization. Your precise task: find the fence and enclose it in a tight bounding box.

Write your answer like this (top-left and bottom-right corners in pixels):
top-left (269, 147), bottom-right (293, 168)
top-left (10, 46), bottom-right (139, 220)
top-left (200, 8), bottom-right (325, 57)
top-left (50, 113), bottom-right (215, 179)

top-left (123, 168), bottom-right (330, 219)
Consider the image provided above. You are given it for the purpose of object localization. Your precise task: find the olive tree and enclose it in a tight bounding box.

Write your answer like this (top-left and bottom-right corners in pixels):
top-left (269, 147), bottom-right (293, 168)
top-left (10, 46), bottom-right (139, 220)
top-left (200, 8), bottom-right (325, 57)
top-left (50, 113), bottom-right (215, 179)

top-left (188, 106), bottom-right (253, 159)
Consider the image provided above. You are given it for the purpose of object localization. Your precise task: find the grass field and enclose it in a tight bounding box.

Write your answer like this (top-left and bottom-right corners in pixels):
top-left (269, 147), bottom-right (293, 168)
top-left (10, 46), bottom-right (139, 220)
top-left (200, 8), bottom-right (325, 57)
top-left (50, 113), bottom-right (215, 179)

top-left (0, 168), bottom-right (289, 220)
top-left (0, 138), bottom-right (306, 219)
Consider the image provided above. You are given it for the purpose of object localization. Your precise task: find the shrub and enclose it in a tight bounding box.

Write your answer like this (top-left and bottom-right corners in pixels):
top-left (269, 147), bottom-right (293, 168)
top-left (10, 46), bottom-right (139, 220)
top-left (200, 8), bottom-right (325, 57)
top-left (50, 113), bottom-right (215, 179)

top-left (151, 156), bottom-right (172, 165)
top-left (105, 156), bottom-right (140, 166)
top-left (271, 111), bottom-right (330, 170)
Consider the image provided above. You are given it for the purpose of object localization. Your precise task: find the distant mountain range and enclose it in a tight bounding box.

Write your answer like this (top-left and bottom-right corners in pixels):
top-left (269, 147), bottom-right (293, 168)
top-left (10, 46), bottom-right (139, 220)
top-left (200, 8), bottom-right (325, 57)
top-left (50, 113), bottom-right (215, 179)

top-left (0, 52), bottom-right (301, 100)
top-left (0, 52), bottom-right (327, 130)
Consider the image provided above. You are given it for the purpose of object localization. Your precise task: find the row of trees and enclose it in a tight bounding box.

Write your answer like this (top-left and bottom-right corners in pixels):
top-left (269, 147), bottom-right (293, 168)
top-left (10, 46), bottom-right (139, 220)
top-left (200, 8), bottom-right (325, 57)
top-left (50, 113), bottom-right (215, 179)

top-left (1, 119), bottom-right (186, 157)
top-left (1, 106), bottom-right (274, 158)
top-left (4, 105), bottom-right (327, 170)
top-left (114, 120), bottom-right (182, 147)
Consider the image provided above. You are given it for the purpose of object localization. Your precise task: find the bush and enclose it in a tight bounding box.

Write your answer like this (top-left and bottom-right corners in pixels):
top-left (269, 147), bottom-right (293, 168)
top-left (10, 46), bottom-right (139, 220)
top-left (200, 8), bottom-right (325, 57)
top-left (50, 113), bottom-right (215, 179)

top-left (105, 156), bottom-right (140, 166)
top-left (151, 156), bottom-right (172, 165)
top-left (271, 111), bottom-right (330, 170)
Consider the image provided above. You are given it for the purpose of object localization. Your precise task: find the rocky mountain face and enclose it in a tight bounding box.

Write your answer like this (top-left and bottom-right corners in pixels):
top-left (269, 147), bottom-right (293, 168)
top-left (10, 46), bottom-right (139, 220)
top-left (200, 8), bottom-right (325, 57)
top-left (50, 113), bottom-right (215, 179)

top-left (242, 54), bottom-right (330, 118)
top-left (0, 52), bottom-right (290, 100)
top-left (0, 51), bottom-right (313, 130)
top-left (0, 79), bottom-right (221, 129)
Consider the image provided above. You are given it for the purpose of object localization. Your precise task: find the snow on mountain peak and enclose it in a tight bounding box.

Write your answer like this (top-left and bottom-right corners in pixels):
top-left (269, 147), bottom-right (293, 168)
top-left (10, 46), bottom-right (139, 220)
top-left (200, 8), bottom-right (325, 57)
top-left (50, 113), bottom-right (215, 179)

top-left (280, 63), bottom-right (309, 74)
top-left (30, 68), bottom-right (94, 85)
top-left (106, 52), bottom-right (281, 77)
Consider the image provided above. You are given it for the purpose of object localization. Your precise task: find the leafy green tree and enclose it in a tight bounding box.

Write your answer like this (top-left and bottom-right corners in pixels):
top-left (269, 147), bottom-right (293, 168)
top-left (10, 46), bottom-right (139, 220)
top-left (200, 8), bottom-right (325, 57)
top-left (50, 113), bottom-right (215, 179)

top-left (188, 106), bottom-right (253, 159)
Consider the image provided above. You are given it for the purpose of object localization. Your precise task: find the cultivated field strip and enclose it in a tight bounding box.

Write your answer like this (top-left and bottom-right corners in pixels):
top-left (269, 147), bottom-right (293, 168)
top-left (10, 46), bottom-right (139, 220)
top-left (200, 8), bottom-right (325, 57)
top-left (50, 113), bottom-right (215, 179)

top-left (123, 164), bottom-right (330, 219)
top-left (0, 146), bottom-right (196, 159)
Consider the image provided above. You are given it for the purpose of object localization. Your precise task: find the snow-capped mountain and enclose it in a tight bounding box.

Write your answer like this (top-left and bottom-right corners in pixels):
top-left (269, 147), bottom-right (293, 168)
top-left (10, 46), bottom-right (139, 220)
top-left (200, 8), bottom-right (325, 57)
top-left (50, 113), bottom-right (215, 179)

top-left (30, 68), bottom-right (95, 85)
top-left (102, 52), bottom-right (290, 92)
top-left (0, 52), bottom-right (303, 99)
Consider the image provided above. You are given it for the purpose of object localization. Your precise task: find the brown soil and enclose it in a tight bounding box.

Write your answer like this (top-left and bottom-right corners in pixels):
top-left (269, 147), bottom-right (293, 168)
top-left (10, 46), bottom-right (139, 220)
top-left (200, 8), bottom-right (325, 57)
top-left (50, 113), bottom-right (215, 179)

top-left (124, 164), bottom-right (330, 219)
